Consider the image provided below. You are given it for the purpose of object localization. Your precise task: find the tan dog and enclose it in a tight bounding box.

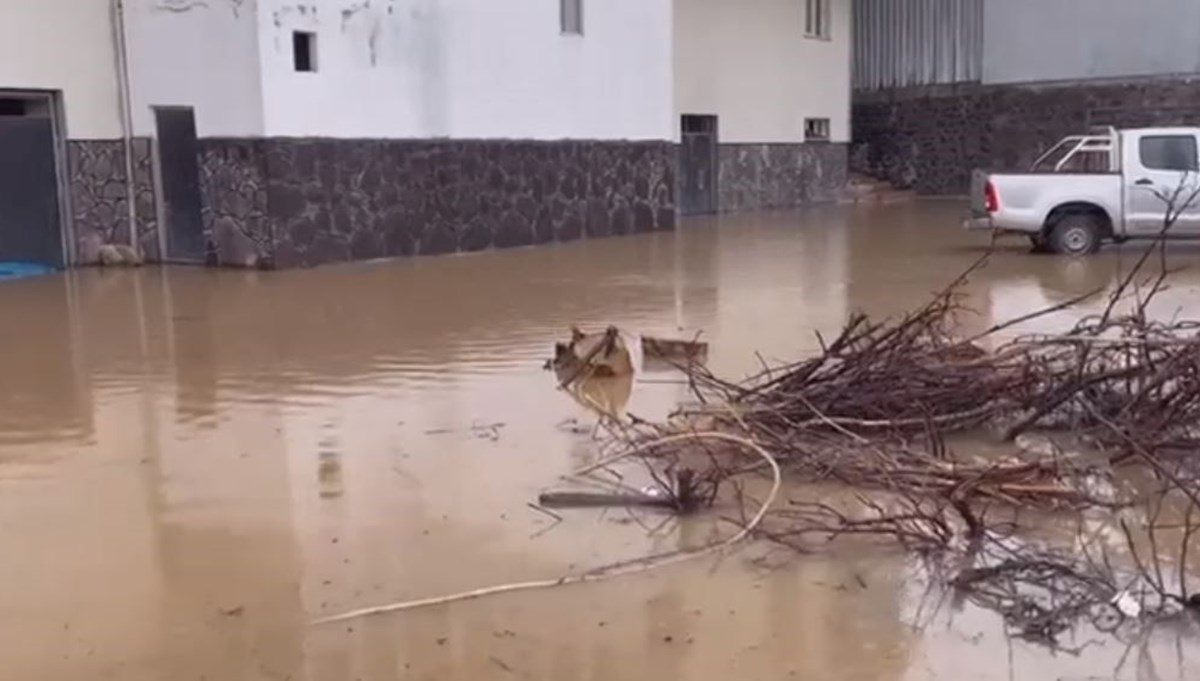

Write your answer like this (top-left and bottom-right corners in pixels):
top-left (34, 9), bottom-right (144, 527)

top-left (552, 326), bottom-right (634, 381)
top-left (549, 326), bottom-right (635, 437)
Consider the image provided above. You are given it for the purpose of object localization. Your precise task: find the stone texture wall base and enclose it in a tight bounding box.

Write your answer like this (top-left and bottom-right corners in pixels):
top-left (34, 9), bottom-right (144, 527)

top-left (717, 143), bottom-right (848, 212)
top-left (66, 138), bottom-right (158, 265)
top-left (199, 138), bottom-right (676, 269)
top-left (852, 76), bottom-right (1200, 195)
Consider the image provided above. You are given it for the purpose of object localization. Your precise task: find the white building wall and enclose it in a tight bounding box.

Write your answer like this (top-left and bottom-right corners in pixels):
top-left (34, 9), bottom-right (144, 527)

top-left (675, 0), bottom-right (852, 143)
top-left (124, 0), bottom-right (266, 138)
top-left (257, 0), bottom-right (673, 140)
top-left (0, 0), bottom-right (122, 139)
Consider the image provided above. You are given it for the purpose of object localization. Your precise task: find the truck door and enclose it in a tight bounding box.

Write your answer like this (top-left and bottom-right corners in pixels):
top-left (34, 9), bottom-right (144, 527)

top-left (1123, 131), bottom-right (1200, 236)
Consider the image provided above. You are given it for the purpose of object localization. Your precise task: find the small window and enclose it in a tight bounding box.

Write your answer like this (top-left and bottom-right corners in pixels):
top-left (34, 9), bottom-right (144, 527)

top-left (805, 0), bottom-right (830, 39)
top-left (1058, 150), bottom-right (1110, 173)
top-left (561, 0), bottom-right (583, 35)
top-left (292, 31), bottom-right (317, 72)
top-left (1140, 135), bottom-right (1198, 172)
top-left (681, 114), bottom-right (717, 135)
top-left (805, 118), bottom-right (830, 142)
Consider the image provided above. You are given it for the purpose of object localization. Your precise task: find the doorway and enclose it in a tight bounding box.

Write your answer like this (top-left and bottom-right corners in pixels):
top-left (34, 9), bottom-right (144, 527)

top-left (679, 114), bottom-right (719, 215)
top-left (155, 107), bottom-right (205, 262)
top-left (0, 92), bottom-right (65, 269)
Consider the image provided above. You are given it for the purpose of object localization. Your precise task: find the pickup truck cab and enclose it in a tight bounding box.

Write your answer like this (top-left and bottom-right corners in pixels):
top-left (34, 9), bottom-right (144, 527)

top-left (965, 126), bottom-right (1200, 255)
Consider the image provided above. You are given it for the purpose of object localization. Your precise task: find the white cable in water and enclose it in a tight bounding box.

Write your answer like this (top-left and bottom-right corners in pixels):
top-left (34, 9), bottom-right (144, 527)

top-left (311, 431), bottom-right (780, 626)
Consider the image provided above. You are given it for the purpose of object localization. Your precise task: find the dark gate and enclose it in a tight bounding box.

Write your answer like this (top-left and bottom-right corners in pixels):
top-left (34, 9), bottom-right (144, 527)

top-left (0, 117), bottom-right (63, 267)
top-left (679, 114), bottom-right (718, 215)
top-left (155, 107), bottom-right (205, 262)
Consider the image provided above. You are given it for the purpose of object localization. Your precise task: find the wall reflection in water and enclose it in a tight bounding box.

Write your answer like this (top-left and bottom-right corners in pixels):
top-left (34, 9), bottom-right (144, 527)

top-left (7, 204), bottom-right (1197, 680)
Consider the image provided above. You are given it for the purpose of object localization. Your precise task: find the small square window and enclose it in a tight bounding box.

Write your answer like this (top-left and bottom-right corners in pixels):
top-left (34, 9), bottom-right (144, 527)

top-left (293, 31), bottom-right (317, 72)
top-left (805, 0), bottom-right (830, 40)
top-left (561, 0), bottom-right (583, 35)
top-left (805, 118), bottom-right (830, 142)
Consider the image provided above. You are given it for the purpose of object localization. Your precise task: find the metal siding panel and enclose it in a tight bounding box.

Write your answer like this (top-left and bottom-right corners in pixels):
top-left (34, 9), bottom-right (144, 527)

top-left (852, 0), bottom-right (984, 89)
top-left (981, 0), bottom-right (1200, 85)
top-left (968, 0), bottom-right (982, 81)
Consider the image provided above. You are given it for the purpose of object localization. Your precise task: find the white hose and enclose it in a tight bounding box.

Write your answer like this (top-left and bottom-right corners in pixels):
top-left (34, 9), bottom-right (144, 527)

top-left (311, 431), bottom-right (780, 625)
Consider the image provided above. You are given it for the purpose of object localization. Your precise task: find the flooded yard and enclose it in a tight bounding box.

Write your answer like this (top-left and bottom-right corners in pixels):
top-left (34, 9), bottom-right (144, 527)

top-left (2, 201), bottom-right (1199, 680)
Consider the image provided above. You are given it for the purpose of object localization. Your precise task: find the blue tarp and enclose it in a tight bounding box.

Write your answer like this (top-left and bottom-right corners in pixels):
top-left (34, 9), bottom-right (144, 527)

top-left (0, 261), bottom-right (55, 281)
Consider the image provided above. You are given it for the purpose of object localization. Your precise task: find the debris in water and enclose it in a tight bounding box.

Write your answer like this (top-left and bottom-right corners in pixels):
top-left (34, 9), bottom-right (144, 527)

top-left (577, 227), bottom-right (1200, 646)
top-left (539, 468), bottom-right (711, 514)
top-left (641, 334), bottom-right (709, 367)
top-left (1111, 590), bottom-right (1141, 618)
top-left (318, 451), bottom-right (343, 499)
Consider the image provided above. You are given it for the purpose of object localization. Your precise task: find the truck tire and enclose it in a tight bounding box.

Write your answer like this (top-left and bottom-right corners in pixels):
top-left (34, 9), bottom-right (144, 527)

top-left (1048, 215), bottom-right (1102, 256)
top-left (1029, 235), bottom-right (1051, 253)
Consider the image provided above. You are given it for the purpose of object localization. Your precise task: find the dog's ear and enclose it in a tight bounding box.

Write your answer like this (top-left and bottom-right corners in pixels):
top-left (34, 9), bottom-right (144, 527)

top-left (570, 326), bottom-right (585, 343)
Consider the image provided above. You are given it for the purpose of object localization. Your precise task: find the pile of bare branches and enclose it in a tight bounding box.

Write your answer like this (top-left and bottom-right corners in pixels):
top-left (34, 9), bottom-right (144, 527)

top-left (589, 223), bottom-right (1200, 645)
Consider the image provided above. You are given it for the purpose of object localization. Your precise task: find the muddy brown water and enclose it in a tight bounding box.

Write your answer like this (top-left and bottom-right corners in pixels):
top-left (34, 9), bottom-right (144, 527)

top-left (2, 202), bottom-right (1199, 680)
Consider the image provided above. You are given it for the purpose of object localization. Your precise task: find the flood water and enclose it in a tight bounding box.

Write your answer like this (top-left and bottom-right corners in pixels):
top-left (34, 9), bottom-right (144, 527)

top-left (2, 201), bottom-right (1199, 680)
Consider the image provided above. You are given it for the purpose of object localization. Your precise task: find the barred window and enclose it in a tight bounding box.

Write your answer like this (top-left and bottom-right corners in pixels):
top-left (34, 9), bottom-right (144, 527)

top-left (561, 0), bottom-right (583, 35)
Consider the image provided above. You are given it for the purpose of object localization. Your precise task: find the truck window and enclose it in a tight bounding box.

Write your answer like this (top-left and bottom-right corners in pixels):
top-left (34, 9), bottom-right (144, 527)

top-left (1059, 150), bottom-right (1108, 173)
top-left (1139, 135), bottom-right (1199, 172)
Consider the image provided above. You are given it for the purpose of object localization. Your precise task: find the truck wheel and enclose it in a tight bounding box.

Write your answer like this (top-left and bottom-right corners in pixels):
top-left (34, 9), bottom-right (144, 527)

top-left (1029, 235), bottom-right (1051, 253)
top-left (1049, 215), bottom-right (1102, 256)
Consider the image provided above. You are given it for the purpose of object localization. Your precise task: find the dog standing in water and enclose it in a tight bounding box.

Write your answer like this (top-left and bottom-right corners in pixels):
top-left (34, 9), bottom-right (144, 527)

top-left (549, 326), bottom-right (635, 436)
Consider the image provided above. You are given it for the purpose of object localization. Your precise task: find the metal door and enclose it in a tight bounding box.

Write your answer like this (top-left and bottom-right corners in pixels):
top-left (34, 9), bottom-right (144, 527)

top-left (1123, 131), bottom-right (1200, 237)
top-left (0, 117), bottom-right (63, 267)
top-left (679, 115), bottom-right (718, 215)
top-left (155, 107), bottom-right (205, 261)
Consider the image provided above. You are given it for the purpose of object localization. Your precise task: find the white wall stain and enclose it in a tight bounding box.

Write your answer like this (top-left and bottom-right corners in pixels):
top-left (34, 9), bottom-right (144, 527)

top-left (26, 0), bottom-right (677, 141)
top-left (258, 0), bottom-right (672, 140)
top-left (153, 0), bottom-right (211, 12)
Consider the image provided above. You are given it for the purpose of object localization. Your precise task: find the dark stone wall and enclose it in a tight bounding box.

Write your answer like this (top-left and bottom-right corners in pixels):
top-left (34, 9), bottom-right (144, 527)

top-left (67, 138), bottom-right (159, 263)
top-left (851, 76), bottom-right (1200, 196)
top-left (197, 138), bottom-right (676, 269)
top-left (264, 139), bottom-right (675, 268)
top-left (717, 143), bottom-right (848, 212)
top-left (198, 139), bottom-right (274, 268)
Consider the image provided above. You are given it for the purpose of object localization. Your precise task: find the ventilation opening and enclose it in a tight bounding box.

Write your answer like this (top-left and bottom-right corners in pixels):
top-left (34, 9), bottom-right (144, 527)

top-left (681, 114), bottom-right (717, 135)
top-left (560, 0), bottom-right (583, 35)
top-left (805, 0), bottom-right (830, 39)
top-left (293, 31), bottom-right (317, 72)
top-left (804, 118), bottom-right (831, 142)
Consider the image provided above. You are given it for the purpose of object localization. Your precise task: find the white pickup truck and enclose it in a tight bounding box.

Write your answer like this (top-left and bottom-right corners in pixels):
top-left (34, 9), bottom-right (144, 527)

top-left (965, 126), bottom-right (1200, 255)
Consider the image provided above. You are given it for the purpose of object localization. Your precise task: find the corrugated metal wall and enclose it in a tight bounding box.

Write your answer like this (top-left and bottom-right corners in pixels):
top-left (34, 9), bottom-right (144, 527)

top-left (981, 0), bottom-right (1200, 84)
top-left (853, 0), bottom-right (983, 90)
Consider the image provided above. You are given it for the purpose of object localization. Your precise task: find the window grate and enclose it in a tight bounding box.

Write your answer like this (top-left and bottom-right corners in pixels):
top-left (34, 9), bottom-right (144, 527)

top-left (561, 0), bottom-right (583, 35)
top-left (293, 31), bottom-right (317, 72)
top-left (805, 118), bottom-right (831, 142)
top-left (805, 0), bottom-right (830, 40)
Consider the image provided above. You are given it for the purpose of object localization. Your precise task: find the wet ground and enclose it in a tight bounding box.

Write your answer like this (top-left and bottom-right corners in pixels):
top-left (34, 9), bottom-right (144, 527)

top-left (2, 201), bottom-right (1199, 680)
